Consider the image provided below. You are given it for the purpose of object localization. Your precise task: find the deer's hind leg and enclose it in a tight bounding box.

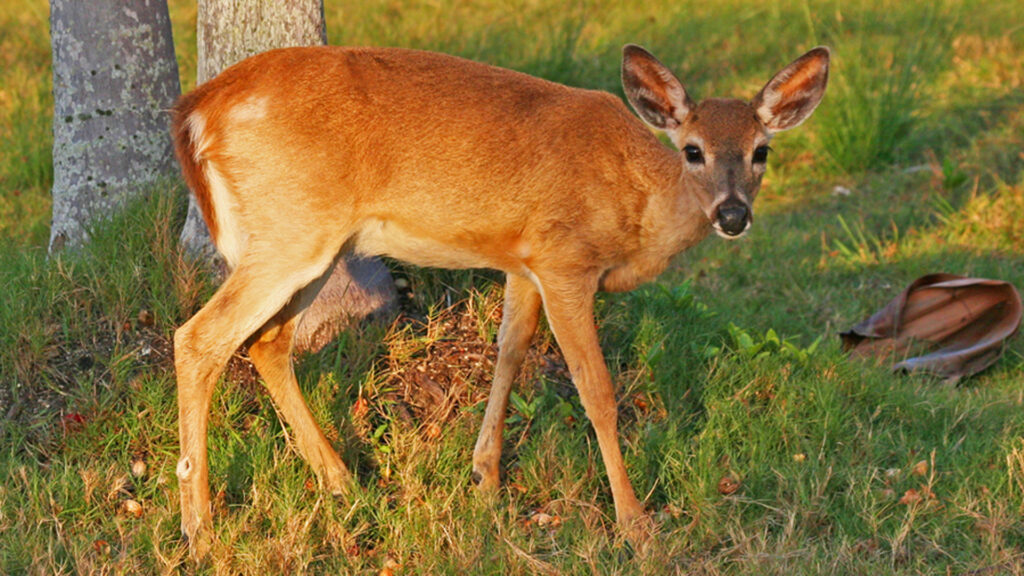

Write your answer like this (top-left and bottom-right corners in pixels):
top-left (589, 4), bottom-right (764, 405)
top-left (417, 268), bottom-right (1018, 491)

top-left (174, 239), bottom-right (346, 555)
top-left (248, 260), bottom-right (353, 494)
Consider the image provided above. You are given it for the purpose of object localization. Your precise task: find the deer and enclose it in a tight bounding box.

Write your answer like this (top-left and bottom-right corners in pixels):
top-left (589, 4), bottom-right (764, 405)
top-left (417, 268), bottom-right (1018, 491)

top-left (171, 42), bottom-right (829, 556)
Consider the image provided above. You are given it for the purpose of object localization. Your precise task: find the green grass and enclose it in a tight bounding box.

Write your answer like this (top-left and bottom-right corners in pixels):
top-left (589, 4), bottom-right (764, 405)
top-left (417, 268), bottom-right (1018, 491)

top-left (2, 0), bottom-right (1023, 573)
top-left (0, 0), bottom-right (52, 247)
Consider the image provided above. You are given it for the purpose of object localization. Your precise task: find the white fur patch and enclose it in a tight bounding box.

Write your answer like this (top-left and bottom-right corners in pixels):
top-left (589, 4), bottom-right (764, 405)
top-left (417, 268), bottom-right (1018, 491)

top-left (755, 90), bottom-right (782, 126)
top-left (205, 162), bottom-right (245, 270)
top-left (227, 95), bottom-right (269, 124)
top-left (176, 457), bottom-right (192, 481)
top-left (185, 111), bottom-right (210, 163)
top-left (186, 110), bottom-right (245, 269)
top-left (712, 219), bottom-right (751, 239)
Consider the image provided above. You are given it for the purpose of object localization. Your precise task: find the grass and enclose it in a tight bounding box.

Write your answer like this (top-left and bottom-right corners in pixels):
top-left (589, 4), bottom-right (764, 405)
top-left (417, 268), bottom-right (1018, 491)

top-left (1, 0), bottom-right (1023, 573)
top-left (810, 2), bottom-right (954, 173)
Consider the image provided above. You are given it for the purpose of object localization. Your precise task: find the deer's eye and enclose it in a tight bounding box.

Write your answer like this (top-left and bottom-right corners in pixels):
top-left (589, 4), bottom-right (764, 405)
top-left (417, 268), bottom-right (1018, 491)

top-left (752, 145), bottom-right (771, 164)
top-left (683, 145), bottom-right (704, 164)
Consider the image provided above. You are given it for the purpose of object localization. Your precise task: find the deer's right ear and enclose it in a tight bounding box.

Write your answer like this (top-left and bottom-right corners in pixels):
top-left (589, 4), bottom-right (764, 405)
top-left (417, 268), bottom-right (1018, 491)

top-left (622, 45), bottom-right (694, 131)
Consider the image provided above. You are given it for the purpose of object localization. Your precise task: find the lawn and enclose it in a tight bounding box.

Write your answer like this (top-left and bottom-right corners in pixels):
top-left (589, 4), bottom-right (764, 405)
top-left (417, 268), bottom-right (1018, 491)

top-left (1, 0), bottom-right (1023, 574)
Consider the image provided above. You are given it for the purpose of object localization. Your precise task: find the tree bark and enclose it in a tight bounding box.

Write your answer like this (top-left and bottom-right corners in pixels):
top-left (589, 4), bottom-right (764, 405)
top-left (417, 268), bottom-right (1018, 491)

top-left (181, 0), bottom-right (397, 353)
top-left (197, 0), bottom-right (326, 84)
top-left (49, 0), bottom-right (181, 251)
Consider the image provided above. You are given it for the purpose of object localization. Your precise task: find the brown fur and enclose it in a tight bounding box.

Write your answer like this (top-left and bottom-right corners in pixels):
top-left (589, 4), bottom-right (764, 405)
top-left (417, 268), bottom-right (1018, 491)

top-left (171, 44), bottom-right (829, 558)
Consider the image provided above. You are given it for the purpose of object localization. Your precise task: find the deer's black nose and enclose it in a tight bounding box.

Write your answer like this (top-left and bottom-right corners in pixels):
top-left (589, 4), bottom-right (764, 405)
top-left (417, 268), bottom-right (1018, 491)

top-left (716, 202), bottom-right (750, 236)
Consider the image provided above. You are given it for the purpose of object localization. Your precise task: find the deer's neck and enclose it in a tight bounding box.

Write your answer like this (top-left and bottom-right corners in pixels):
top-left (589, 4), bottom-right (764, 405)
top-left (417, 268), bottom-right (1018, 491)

top-left (647, 152), bottom-right (712, 254)
top-left (598, 145), bottom-right (711, 293)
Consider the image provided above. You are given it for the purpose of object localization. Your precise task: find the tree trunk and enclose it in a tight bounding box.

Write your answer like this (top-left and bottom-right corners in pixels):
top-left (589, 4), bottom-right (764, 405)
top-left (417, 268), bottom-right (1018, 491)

top-left (49, 0), bottom-right (181, 251)
top-left (197, 0), bottom-right (327, 84)
top-left (181, 0), bottom-right (397, 353)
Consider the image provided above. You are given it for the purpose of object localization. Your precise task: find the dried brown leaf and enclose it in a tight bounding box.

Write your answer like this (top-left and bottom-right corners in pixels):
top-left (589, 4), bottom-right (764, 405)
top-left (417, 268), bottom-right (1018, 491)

top-left (718, 475), bottom-right (741, 495)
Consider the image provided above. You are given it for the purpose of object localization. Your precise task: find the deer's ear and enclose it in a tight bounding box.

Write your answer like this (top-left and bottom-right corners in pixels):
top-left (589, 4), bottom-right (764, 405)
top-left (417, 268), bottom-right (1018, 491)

top-left (622, 44), bottom-right (694, 131)
top-left (752, 47), bottom-right (830, 133)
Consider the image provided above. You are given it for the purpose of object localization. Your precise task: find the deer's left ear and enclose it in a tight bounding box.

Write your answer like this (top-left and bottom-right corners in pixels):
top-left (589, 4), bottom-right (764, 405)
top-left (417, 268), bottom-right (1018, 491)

top-left (752, 47), bottom-right (830, 133)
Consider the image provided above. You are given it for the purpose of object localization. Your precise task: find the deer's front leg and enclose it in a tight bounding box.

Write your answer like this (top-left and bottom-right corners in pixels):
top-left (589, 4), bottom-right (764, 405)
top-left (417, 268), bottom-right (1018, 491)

top-left (535, 275), bottom-right (651, 543)
top-left (472, 273), bottom-right (542, 490)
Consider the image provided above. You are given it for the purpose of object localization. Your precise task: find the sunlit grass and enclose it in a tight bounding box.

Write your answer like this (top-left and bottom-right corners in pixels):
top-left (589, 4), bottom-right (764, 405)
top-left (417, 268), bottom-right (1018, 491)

top-left (0, 0), bottom-right (52, 247)
top-left (1, 0), bottom-right (1023, 573)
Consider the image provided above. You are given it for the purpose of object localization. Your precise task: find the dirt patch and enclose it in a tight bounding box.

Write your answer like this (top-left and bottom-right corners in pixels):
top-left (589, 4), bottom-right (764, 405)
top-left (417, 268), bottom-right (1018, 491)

top-left (1, 309), bottom-right (173, 450)
top-left (377, 297), bottom-right (571, 429)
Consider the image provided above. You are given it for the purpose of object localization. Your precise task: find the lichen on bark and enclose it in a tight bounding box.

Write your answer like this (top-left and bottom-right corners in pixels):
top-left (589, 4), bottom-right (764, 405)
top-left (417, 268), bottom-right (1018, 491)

top-left (49, 0), bottom-right (181, 251)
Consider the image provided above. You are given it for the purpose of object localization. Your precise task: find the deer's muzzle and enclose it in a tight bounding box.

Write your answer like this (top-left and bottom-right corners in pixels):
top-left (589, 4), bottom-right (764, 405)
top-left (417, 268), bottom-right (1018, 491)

top-left (713, 200), bottom-right (751, 238)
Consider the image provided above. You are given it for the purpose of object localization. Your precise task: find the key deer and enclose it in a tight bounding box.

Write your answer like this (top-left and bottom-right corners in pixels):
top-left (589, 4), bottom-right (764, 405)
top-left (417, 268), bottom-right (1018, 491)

top-left (172, 43), bottom-right (829, 555)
